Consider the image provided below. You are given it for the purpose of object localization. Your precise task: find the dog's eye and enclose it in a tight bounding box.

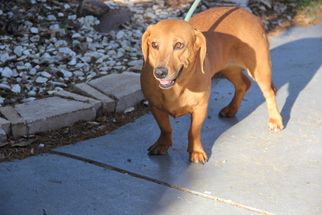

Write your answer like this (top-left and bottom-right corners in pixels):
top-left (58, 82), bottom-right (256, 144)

top-left (174, 42), bottom-right (184, 50)
top-left (152, 42), bottom-right (159, 49)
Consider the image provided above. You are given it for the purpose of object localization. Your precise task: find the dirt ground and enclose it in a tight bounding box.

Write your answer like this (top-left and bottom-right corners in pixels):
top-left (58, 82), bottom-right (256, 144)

top-left (1, 0), bottom-right (321, 162)
top-left (0, 102), bottom-right (150, 161)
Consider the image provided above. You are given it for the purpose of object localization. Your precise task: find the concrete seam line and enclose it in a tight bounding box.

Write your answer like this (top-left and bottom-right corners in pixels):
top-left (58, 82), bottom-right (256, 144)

top-left (51, 150), bottom-right (275, 215)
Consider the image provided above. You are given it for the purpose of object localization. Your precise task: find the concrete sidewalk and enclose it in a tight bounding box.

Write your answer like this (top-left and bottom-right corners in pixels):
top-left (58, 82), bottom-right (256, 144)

top-left (1, 24), bottom-right (321, 215)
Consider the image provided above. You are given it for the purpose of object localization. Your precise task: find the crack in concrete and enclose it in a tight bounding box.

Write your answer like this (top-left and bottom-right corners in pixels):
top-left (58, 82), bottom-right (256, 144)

top-left (51, 150), bottom-right (275, 215)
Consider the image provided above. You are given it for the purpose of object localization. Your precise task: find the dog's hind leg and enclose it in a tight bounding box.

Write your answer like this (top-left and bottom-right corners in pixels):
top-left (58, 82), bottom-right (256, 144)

top-left (219, 66), bottom-right (252, 117)
top-left (247, 49), bottom-right (284, 131)
top-left (253, 70), bottom-right (284, 131)
top-left (148, 105), bottom-right (173, 155)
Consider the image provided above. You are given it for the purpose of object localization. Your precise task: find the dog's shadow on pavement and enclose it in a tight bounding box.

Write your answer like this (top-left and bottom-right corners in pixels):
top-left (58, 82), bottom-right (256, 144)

top-left (271, 37), bottom-right (322, 128)
top-left (198, 37), bottom-right (322, 160)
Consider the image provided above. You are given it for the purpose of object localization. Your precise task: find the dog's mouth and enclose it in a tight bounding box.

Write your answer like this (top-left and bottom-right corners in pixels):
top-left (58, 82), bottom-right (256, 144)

top-left (158, 66), bottom-right (184, 89)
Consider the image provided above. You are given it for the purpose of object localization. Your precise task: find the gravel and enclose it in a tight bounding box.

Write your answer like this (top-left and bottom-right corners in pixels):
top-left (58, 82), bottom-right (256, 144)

top-left (0, 0), bottom-right (297, 106)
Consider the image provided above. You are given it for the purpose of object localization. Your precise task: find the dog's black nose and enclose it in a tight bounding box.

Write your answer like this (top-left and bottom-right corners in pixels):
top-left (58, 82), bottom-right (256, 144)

top-left (154, 67), bottom-right (168, 79)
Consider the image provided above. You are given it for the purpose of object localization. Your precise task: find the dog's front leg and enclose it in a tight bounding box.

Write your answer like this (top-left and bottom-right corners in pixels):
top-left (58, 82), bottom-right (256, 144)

top-left (148, 105), bottom-right (173, 155)
top-left (188, 105), bottom-right (208, 164)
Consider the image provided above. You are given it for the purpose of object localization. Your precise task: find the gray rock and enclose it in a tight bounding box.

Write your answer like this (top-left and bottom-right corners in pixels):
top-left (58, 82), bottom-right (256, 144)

top-left (128, 60), bottom-right (142, 67)
top-left (11, 84), bottom-right (21, 93)
top-left (60, 69), bottom-right (73, 78)
top-left (0, 52), bottom-right (9, 63)
top-left (29, 68), bottom-right (37, 75)
top-left (55, 40), bottom-right (68, 47)
top-left (30, 27), bottom-right (39, 34)
top-left (1, 67), bottom-right (13, 78)
top-left (28, 91), bottom-right (37, 96)
top-left (40, 71), bottom-right (52, 78)
top-left (39, 54), bottom-right (62, 64)
top-left (35, 77), bottom-right (48, 83)
top-left (47, 15), bottom-right (57, 21)
top-left (72, 33), bottom-right (82, 38)
top-left (14, 46), bottom-right (23, 57)
top-left (48, 81), bottom-right (67, 87)
top-left (73, 71), bottom-right (85, 76)
top-left (0, 84), bottom-right (11, 90)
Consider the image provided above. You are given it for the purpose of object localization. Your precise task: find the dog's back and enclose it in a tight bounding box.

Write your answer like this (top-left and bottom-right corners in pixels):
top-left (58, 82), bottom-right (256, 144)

top-left (189, 7), bottom-right (270, 77)
top-left (189, 7), bottom-right (266, 40)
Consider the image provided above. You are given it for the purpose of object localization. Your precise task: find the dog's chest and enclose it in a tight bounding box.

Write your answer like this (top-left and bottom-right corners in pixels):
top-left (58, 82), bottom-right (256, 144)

top-left (156, 90), bottom-right (205, 118)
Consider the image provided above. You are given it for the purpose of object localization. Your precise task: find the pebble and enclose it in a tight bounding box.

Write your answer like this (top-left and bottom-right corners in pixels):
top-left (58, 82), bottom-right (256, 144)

top-left (80, 56), bottom-right (91, 63)
top-left (72, 33), bottom-right (81, 38)
top-left (30, 35), bottom-right (40, 42)
top-left (73, 71), bottom-right (84, 76)
top-left (116, 30), bottom-right (125, 39)
top-left (60, 69), bottom-right (73, 78)
top-left (107, 50), bottom-right (116, 56)
top-left (86, 37), bottom-right (93, 43)
top-left (23, 49), bottom-right (31, 55)
top-left (40, 71), bottom-right (52, 78)
top-left (128, 60), bottom-right (142, 67)
top-left (58, 47), bottom-right (76, 57)
top-left (29, 68), bottom-right (37, 75)
top-left (11, 84), bottom-right (21, 93)
top-left (14, 46), bottom-right (23, 56)
top-left (2, 67), bottom-right (13, 77)
top-left (39, 55), bottom-right (62, 64)
top-left (28, 91), bottom-right (37, 96)
top-left (55, 40), bottom-right (68, 47)
top-left (17, 65), bottom-right (27, 70)
top-left (47, 90), bottom-right (57, 95)
top-left (48, 81), bottom-right (67, 87)
top-left (30, 27), bottom-right (39, 33)
top-left (124, 107), bottom-right (135, 113)
top-left (68, 58), bottom-right (77, 65)
top-left (0, 52), bottom-right (9, 63)
top-left (22, 97), bottom-right (36, 102)
top-left (35, 77), bottom-right (48, 83)
top-left (0, 84), bottom-right (11, 90)
top-left (116, 49), bottom-right (125, 58)
top-left (47, 15), bottom-right (57, 21)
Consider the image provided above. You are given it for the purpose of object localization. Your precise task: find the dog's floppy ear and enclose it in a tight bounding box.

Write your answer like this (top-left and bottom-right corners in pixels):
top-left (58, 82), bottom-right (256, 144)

top-left (194, 29), bottom-right (206, 74)
top-left (141, 25), bottom-right (154, 64)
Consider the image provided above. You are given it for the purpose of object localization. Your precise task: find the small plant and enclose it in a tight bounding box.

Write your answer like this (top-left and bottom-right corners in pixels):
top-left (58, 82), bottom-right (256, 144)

top-left (288, 0), bottom-right (322, 16)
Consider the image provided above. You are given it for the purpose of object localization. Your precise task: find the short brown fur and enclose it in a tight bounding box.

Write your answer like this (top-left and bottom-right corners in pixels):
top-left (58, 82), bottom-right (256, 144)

top-left (140, 7), bottom-right (283, 163)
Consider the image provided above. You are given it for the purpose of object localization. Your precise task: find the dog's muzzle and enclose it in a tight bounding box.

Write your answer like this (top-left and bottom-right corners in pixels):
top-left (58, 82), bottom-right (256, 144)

top-left (154, 66), bottom-right (184, 89)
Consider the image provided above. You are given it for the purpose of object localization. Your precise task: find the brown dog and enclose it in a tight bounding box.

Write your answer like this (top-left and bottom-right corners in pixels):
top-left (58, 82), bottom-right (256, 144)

top-left (140, 7), bottom-right (283, 163)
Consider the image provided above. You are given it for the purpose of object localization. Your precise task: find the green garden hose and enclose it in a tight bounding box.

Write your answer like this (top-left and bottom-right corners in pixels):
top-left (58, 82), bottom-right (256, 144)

top-left (184, 0), bottom-right (201, 21)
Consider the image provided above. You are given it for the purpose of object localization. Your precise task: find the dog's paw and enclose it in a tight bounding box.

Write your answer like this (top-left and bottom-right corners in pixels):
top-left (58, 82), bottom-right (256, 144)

top-left (189, 151), bottom-right (208, 164)
top-left (268, 118), bottom-right (284, 131)
top-left (218, 106), bottom-right (238, 118)
top-left (148, 143), bottom-right (170, 155)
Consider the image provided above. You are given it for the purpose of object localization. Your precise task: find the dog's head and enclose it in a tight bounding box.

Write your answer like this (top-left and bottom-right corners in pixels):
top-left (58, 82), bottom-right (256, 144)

top-left (142, 19), bottom-right (206, 89)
